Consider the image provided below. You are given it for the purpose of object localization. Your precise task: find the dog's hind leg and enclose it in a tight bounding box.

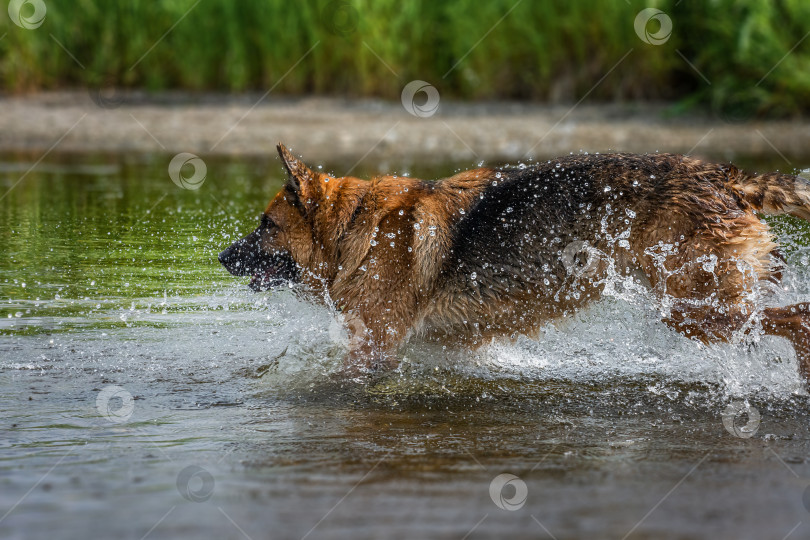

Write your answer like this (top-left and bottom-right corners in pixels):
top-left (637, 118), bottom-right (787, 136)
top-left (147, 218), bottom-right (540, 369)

top-left (654, 299), bottom-right (810, 385)
top-left (761, 303), bottom-right (810, 381)
top-left (632, 198), bottom-right (810, 383)
top-left (643, 251), bottom-right (810, 384)
top-left (663, 302), bottom-right (810, 384)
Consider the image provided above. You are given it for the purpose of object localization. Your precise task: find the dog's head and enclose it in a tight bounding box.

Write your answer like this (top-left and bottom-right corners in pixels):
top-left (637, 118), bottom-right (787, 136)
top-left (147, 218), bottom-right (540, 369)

top-left (219, 143), bottom-right (365, 292)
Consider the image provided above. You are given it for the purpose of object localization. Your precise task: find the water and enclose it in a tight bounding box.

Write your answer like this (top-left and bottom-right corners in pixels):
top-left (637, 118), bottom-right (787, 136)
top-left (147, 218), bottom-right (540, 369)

top-left (2, 152), bottom-right (810, 540)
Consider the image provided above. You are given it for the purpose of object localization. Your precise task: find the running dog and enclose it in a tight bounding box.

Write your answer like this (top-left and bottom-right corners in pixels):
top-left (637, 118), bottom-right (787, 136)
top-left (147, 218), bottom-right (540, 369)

top-left (219, 143), bottom-right (810, 383)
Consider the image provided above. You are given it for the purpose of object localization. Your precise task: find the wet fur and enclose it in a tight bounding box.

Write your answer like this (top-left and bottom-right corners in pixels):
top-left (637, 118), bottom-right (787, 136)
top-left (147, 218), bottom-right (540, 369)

top-left (220, 145), bottom-right (810, 384)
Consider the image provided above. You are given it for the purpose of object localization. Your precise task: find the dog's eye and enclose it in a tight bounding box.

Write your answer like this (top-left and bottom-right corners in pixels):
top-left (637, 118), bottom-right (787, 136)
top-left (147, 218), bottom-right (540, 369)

top-left (260, 215), bottom-right (275, 229)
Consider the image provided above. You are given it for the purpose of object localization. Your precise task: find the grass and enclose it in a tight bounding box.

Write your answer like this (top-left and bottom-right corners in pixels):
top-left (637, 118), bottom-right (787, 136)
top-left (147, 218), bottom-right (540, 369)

top-left (1, 0), bottom-right (810, 116)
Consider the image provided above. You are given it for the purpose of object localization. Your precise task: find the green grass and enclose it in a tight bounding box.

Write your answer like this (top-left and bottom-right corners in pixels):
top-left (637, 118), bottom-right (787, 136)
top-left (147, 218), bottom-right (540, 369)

top-left (1, 0), bottom-right (810, 116)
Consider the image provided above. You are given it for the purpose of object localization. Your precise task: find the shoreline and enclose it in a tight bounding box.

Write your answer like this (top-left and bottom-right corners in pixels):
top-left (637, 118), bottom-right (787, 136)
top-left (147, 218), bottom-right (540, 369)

top-left (3, 91), bottom-right (810, 168)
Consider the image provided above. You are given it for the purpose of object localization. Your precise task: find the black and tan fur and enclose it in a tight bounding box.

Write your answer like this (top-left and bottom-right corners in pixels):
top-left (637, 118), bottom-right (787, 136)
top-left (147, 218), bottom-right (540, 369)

top-left (219, 144), bottom-right (810, 383)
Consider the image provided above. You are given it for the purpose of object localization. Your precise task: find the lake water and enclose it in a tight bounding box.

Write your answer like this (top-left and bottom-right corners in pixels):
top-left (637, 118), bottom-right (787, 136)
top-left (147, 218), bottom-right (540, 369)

top-left (2, 152), bottom-right (810, 540)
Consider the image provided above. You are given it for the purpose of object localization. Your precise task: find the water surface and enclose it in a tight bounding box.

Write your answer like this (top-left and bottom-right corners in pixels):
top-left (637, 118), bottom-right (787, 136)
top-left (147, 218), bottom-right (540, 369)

top-left (2, 152), bottom-right (810, 540)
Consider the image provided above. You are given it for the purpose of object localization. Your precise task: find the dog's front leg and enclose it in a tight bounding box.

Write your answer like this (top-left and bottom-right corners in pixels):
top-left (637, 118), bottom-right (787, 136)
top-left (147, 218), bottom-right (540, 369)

top-left (338, 310), bottom-right (404, 377)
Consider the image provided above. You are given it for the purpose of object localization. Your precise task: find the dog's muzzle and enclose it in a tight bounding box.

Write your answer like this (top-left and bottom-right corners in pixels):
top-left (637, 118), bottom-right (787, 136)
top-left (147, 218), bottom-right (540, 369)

top-left (218, 233), bottom-right (298, 291)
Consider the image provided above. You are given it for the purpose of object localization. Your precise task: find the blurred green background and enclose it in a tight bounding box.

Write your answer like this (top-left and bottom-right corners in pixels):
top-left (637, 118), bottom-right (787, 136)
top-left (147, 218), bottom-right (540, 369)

top-left (2, 0), bottom-right (810, 117)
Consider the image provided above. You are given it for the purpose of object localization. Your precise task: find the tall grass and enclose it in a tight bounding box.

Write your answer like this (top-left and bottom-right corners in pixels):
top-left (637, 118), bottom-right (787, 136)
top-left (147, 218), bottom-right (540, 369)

top-left (1, 0), bottom-right (809, 116)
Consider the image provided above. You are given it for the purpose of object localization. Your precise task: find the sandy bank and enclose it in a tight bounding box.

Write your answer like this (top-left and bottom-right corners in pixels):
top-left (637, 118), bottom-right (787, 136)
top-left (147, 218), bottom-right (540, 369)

top-left (2, 91), bottom-right (810, 168)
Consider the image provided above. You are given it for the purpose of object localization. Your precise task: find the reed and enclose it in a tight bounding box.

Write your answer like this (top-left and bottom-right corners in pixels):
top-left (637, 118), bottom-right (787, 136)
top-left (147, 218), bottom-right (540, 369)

top-left (1, 0), bottom-right (808, 116)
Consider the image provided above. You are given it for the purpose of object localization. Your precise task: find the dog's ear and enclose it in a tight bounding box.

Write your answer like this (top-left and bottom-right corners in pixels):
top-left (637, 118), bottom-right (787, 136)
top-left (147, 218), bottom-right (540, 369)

top-left (277, 143), bottom-right (318, 213)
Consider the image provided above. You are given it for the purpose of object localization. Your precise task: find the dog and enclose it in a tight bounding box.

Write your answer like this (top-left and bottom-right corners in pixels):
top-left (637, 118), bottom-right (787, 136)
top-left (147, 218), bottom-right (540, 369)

top-left (219, 143), bottom-right (810, 383)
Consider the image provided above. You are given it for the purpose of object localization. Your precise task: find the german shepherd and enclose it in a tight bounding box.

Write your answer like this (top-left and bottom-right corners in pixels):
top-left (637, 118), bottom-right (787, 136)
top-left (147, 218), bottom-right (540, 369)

top-left (219, 143), bottom-right (810, 383)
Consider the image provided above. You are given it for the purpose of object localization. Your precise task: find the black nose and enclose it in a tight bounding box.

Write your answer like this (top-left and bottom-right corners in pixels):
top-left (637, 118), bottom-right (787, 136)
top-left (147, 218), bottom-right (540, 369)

top-left (218, 245), bottom-right (238, 270)
top-left (219, 241), bottom-right (255, 276)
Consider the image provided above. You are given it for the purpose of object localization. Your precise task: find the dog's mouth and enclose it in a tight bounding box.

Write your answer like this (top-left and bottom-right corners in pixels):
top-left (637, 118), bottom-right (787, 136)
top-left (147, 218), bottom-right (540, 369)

top-left (248, 268), bottom-right (288, 291)
top-left (219, 234), bottom-right (299, 292)
top-left (246, 255), bottom-right (299, 292)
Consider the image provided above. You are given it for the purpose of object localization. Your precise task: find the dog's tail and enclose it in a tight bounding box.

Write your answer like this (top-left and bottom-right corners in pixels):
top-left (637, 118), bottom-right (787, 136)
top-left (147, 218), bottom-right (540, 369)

top-left (733, 170), bottom-right (810, 221)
